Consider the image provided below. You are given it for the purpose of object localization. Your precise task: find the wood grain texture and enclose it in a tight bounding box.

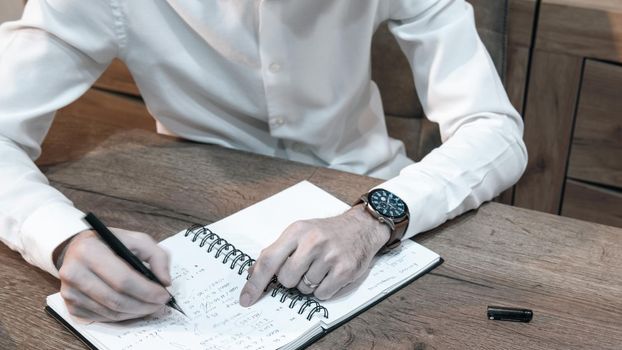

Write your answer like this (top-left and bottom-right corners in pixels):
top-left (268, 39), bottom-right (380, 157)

top-left (93, 59), bottom-right (141, 96)
top-left (505, 46), bottom-right (531, 115)
top-left (0, 244), bottom-right (85, 350)
top-left (505, 0), bottom-right (538, 113)
top-left (514, 52), bottom-right (583, 214)
top-left (505, 0), bottom-right (537, 116)
top-left (508, 0), bottom-right (538, 48)
top-left (495, 188), bottom-right (515, 206)
top-left (518, 0), bottom-right (622, 223)
top-left (537, 0), bottom-right (622, 61)
top-left (567, 60), bottom-right (622, 189)
top-left (498, 0), bottom-right (539, 205)
top-left (561, 179), bottom-right (622, 228)
top-left (2, 130), bottom-right (621, 349)
top-left (43, 134), bottom-right (321, 227)
top-left (36, 88), bottom-right (155, 167)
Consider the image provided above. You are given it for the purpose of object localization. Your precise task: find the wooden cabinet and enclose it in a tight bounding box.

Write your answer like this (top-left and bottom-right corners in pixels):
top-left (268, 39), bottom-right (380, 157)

top-left (561, 60), bottom-right (622, 227)
top-left (562, 180), bottom-right (622, 228)
top-left (515, 0), bottom-right (622, 227)
top-left (567, 60), bottom-right (622, 189)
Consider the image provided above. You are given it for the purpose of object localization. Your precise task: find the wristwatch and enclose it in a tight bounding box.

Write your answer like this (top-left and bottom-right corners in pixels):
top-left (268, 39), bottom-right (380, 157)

top-left (358, 188), bottom-right (409, 251)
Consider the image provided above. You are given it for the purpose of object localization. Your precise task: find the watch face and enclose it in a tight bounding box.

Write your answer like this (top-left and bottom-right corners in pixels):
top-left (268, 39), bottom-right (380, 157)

top-left (368, 189), bottom-right (407, 219)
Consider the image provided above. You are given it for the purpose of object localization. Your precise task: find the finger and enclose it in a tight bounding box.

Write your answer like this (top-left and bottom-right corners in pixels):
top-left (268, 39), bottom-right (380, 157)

top-left (314, 263), bottom-right (357, 300)
top-left (276, 243), bottom-right (316, 289)
top-left (85, 239), bottom-right (171, 305)
top-left (240, 237), bottom-right (297, 307)
top-left (246, 263), bottom-right (255, 278)
top-left (64, 302), bottom-right (139, 323)
top-left (111, 229), bottom-right (172, 286)
top-left (296, 260), bottom-right (330, 295)
top-left (65, 303), bottom-right (115, 322)
top-left (62, 284), bottom-right (160, 322)
top-left (61, 263), bottom-right (168, 315)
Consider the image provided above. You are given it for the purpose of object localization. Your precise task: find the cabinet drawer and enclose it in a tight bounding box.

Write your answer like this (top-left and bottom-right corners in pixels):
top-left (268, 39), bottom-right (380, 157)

top-left (567, 60), bottom-right (622, 189)
top-left (561, 179), bottom-right (622, 228)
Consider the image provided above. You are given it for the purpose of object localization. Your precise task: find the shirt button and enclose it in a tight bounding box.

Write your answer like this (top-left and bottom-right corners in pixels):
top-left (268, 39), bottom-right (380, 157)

top-left (269, 62), bottom-right (281, 73)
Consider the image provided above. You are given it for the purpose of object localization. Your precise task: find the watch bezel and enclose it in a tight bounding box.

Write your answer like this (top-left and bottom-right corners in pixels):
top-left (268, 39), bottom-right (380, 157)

top-left (366, 189), bottom-right (408, 220)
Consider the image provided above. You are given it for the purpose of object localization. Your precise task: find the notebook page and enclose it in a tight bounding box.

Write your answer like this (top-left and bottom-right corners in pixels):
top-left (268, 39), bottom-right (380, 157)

top-left (200, 180), bottom-right (440, 329)
top-left (319, 239), bottom-right (440, 327)
top-left (47, 181), bottom-right (441, 349)
top-left (47, 232), bottom-right (322, 350)
top-left (207, 181), bottom-right (350, 259)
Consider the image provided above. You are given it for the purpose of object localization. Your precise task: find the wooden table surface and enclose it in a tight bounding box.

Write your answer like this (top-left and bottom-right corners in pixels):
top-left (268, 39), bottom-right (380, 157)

top-left (1, 130), bottom-right (621, 350)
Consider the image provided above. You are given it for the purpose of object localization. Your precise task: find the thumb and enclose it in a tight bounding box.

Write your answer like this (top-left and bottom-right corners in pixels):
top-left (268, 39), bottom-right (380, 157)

top-left (112, 228), bottom-right (172, 286)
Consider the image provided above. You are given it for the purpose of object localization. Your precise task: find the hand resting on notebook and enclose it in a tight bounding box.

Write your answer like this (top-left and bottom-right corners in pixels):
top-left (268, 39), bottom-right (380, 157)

top-left (240, 203), bottom-right (390, 306)
top-left (52, 202), bottom-right (388, 321)
top-left (55, 228), bottom-right (172, 322)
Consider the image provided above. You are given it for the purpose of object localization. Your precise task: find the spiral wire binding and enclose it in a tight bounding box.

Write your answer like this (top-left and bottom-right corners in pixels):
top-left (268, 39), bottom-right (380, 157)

top-left (184, 224), bottom-right (329, 321)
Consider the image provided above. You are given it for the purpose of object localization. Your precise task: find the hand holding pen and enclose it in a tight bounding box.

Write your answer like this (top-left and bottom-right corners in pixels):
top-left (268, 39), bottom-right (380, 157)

top-left (55, 213), bottom-right (185, 322)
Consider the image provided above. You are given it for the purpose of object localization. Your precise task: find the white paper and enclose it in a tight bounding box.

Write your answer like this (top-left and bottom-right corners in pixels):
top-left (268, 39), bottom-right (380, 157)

top-left (47, 181), bottom-right (440, 350)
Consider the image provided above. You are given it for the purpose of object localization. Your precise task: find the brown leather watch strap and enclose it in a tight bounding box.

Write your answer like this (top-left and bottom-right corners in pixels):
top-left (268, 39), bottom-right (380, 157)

top-left (382, 218), bottom-right (408, 252)
top-left (355, 194), bottom-right (410, 252)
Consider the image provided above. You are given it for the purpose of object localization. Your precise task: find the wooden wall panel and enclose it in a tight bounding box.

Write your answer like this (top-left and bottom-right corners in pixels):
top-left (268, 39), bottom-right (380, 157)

top-left (514, 52), bottom-right (583, 213)
top-left (537, 0), bottom-right (622, 62)
top-left (562, 179), bottom-right (622, 228)
top-left (506, 0), bottom-right (538, 115)
top-left (567, 60), bottom-right (622, 188)
top-left (506, 46), bottom-right (531, 115)
top-left (508, 0), bottom-right (538, 48)
top-left (518, 0), bottom-right (622, 226)
top-left (497, 0), bottom-right (539, 205)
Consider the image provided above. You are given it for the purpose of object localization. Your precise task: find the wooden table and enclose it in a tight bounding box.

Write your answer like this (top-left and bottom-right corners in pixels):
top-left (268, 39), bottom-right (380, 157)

top-left (1, 130), bottom-right (621, 349)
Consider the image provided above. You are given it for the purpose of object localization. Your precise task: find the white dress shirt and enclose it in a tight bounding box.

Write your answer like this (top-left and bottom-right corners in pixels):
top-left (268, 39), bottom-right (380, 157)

top-left (0, 0), bottom-right (527, 277)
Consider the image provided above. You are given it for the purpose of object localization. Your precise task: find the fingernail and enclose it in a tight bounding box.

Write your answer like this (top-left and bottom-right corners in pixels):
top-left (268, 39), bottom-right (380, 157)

top-left (240, 292), bottom-right (252, 307)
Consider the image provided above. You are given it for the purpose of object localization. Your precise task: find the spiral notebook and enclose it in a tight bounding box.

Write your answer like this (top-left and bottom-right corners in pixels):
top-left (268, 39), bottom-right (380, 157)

top-left (45, 181), bottom-right (442, 350)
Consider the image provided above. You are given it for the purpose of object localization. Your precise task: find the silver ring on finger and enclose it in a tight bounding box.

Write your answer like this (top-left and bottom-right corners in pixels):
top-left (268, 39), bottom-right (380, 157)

top-left (302, 274), bottom-right (320, 289)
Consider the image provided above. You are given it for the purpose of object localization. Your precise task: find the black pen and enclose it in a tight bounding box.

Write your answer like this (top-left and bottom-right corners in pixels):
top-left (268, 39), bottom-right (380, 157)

top-left (487, 306), bottom-right (532, 322)
top-left (83, 213), bottom-right (187, 317)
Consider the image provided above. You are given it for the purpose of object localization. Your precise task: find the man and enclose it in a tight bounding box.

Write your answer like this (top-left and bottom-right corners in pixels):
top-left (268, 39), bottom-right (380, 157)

top-left (0, 0), bottom-right (527, 322)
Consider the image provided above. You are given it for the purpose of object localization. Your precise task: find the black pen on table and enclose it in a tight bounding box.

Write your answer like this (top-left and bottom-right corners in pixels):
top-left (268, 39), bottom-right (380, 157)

top-left (83, 212), bottom-right (187, 317)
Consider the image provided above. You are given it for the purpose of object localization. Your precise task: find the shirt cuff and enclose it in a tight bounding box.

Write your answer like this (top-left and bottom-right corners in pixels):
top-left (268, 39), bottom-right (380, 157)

top-left (373, 167), bottom-right (448, 240)
top-left (20, 202), bottom-right (89, 278)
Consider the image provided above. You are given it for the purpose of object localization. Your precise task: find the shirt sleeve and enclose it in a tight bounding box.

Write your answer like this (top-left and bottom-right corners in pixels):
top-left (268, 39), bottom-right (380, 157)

top-left (0, 0), bottom-right (120, 276)
top-left (377, 0), bottom-right (528, 239)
